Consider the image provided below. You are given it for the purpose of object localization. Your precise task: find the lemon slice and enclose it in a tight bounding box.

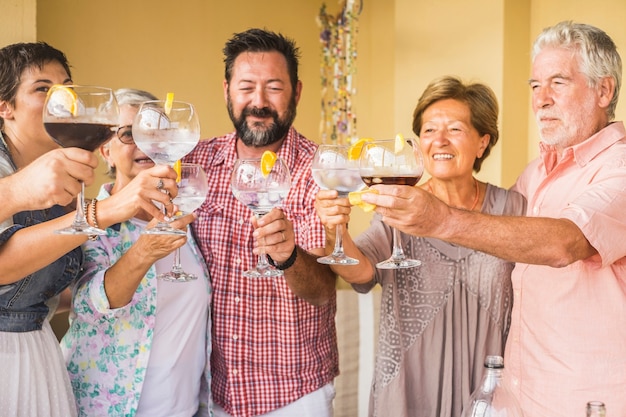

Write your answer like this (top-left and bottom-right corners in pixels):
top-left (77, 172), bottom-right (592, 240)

top-left (348, 189), bottom-right (379, 212)
top-left (348, 138), bottom-right (373, 160)
top-left (394, 133), bottom-right (405, 154)
top-left (47, 85), bottom-right (79, 117)
top-left (260, 151), bottom-right (278, 177)
top-left (173, 160), bottom-right (182, 182)
top-left (164, 92), bottom-right (174, 115)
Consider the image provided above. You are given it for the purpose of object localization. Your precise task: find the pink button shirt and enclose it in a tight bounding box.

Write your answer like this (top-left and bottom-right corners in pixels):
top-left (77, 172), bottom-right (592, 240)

top-left (507, 122), bottom-right (626, 417)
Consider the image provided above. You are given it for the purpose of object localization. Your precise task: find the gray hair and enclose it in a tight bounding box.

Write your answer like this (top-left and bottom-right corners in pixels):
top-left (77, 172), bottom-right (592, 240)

top-left (103, 88), bottom-right (159, 178)
top-left (114, 88), bottom-right (158, 107)
top-left (532, 21), bottom-right (622, 120)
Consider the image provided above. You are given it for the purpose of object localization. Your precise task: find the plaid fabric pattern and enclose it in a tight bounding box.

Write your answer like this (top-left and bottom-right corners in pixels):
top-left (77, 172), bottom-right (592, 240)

top-left (184, 128), bottom-right (338, 417)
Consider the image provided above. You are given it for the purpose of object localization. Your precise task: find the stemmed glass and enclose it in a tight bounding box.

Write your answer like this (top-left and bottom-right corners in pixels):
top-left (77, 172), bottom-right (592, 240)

top-left (312, 144), bottom-right (365, 265)
top-left (43, 85), bottom-right (119, 235)
top-left (132, 100), bottom-right (200, 235)
top-left (231, 157), bottom-right (292, 278)
top-left (159, 163), bottom-right (208, 282)
top-left (359, 138), bottom-right (424, 269)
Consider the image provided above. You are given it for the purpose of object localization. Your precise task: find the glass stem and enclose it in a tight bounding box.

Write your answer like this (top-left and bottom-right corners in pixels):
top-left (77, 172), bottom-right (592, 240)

top-left (171, 248), bottom-right (183, 273)
top-left (73, 182), bottom-right (87, 226)
top-left (254, 211), bottom-right (271, 270)
top-left (390, 227), bottom-right (406, 260)
top-left (331, 223), bottom-right (345, 256)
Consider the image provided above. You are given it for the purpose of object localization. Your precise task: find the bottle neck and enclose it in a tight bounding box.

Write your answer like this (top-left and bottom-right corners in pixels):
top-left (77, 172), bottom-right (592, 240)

top-left (481, 368), bottom-right (503, 392)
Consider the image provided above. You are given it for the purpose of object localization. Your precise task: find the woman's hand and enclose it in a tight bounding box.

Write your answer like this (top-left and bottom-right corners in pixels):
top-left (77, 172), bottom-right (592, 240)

top-left (314, 189), bottom-right (352, 241)
top-left (97, 165), bottom-right (180, 227)
top-left (9, 148), bottom-right (98, 211)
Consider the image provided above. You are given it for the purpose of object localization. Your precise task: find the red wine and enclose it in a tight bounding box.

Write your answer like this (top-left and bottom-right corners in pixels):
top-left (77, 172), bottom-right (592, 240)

top-left (361, 175), bottom-right (421, 186)
top-left (45, 122), bottom-right (115, 151)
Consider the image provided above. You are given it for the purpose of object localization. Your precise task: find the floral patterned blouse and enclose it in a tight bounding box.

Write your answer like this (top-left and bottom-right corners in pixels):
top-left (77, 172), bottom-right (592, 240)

top-left (60, 184), bottom-right (212, 417)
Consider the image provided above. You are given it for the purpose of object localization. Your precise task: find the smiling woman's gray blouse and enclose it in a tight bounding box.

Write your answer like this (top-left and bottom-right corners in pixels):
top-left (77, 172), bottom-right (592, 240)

top-left (353, 183), bottom-right (526, 417)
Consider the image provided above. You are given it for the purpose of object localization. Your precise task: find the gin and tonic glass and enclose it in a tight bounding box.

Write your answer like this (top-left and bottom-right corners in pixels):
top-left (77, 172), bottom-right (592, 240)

top-left (132, 100), bottom-right (200, 235)
top-left (231, 157), bottom-right (291, 278)
top-left (43, 85), bottom-right (118, 235)
top-left (158, 163), bottom-right (208, 282)
top-left (359, 138), bottom-right (424, 269)
top-left (311, 144), bottom-right (365, 265)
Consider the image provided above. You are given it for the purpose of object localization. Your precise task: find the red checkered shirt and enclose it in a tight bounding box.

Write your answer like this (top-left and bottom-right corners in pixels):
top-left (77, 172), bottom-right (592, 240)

top-left (184, 127), bottom-right (339, 417)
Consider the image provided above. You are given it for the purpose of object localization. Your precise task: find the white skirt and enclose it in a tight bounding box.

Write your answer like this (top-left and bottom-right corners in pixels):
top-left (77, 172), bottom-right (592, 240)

top-left (0, 320), bottom-right (77, 417)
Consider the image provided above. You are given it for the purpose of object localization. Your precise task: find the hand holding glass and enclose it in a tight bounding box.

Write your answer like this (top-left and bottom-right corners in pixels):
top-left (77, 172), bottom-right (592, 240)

top-left (158, 163), bottom-right (208, 282)
top-left (43, 85), bottom-right (118, 235)
top-left (132, 100), bottom-right (200, 235)
top-left (312, 144), bottom-right (365, 265)
top-left (359, 138), bottom-right (424, 269)
top-left (231, 158), bottom-right (292, 278)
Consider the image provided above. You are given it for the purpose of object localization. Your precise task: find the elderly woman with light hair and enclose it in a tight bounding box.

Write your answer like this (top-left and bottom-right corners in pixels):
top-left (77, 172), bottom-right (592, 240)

top-left (61, 88), bottom-right (212, 417)
top-left (315, 76), bottom-right (526, 417)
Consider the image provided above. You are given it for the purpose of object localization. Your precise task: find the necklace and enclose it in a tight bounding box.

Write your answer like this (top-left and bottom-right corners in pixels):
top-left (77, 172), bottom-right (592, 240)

top-left (427, 178), bottom-right (480, 211)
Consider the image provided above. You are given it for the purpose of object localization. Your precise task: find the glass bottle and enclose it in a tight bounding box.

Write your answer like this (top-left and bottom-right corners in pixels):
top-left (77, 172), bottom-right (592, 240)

top-left (461, 355), bottom-right (524, 417)
top-left (587, 401), bottom-right (606, 417)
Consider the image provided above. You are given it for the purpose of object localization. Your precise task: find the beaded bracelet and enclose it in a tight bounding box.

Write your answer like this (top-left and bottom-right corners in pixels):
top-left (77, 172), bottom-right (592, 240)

top-left (88, 198), bottom-right (99, 240)
top-left (267, 246), bottom-right (298, 270)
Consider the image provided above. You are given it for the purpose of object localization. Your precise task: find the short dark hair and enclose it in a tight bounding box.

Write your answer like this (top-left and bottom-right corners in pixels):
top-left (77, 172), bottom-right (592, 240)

top-left (412, 76), bottom-right (499, 173)
top-left (223, 28), bottom-right (300, 91)
top-left (0, 42), bottom-right (71, 129)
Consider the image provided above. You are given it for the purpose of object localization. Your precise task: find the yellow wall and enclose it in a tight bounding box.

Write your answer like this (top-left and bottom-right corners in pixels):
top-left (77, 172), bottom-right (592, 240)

top-left (0, 0), bottom-right (36, 43)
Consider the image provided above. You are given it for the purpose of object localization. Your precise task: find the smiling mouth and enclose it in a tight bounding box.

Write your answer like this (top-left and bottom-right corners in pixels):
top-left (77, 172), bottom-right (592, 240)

top-left (432, 154), bottom-right (454, 160)
top-left (135, 157), bottom-right (154, 164)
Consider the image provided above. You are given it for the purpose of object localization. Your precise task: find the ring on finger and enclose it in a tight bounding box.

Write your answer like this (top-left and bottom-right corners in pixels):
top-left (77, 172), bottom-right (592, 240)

top-left (156, 179), bottom-right (164, 190)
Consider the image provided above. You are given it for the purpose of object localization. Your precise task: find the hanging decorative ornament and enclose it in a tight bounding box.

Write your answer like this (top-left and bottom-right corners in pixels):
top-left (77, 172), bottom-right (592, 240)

top-left (317, 0), bottom-right (363, 145)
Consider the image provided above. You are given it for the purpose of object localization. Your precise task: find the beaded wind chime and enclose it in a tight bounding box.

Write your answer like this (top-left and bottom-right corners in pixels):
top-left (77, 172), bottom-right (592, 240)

top-left (317, 0), bottom-right (362, 145)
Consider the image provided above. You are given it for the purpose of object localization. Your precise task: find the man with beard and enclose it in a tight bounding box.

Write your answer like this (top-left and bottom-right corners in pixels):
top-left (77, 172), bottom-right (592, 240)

top-left (354, 21), bottom-right (626, 417)
top-left (184, 28), bottom-right (338, 417)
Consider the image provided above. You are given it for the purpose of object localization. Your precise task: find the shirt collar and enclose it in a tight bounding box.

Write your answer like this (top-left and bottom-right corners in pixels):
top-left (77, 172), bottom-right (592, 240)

top-left (540, 121), bottom-right (626, 173)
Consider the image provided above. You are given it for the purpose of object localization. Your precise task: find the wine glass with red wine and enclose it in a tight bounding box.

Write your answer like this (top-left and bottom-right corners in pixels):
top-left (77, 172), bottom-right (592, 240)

top-left (359, 138), bottom-right (424, 269)
top-left (43, 85), bottom-right (118, 235)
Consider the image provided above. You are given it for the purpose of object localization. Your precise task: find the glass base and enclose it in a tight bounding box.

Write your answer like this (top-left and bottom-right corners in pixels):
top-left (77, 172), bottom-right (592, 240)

top-left (158, 271), bottom-right (198, 282)
top-left (243, 265), bottom-right (284, 278)
top-left (141, 222), bottom-right (186, 235)
top-left (55, 222), bottom-right (107, 236)
top-left (317, 254), bottom-right (359, 265)
top-left (376, 257), bottom-right (421, 270)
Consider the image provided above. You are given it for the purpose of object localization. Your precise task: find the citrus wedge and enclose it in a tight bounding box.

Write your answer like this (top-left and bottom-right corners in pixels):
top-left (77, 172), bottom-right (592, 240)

top-left (348, 188), bottom-right (379, 212)
top-left (260, 151), bottom-right (278, 177)
top-left (173, 160), bottom-right (182, 182)
top-left (164, 92), bottom-right (174, 115)
top-left (394, 133), bottom-right (405, 154)
top-left (47, 85), bottom-right (79, 117)
top-left (348, 138), bottom-right (373, 160)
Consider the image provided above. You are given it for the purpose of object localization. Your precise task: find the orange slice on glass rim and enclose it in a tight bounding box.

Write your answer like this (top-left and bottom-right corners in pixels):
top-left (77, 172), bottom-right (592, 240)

top-left (394, 133), bottom-right (405, 153)
top-left (348, 188), bottom-right (379, 212)
top-left (47, 85), bottom-right (79, 117)
top-left (164, 92), bottom-right (174, 115)
top-left (260, 151), bottom-right (277, 177)
top-left (348, 137), bottom-right (373, 160)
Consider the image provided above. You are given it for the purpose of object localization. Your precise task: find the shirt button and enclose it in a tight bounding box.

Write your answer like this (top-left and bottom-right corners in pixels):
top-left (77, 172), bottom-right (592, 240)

top-left (533, 206), bottom-right (539, 215)
top-left (233, 334), bottom-right (239, 340)
top-left (235, 258), bottom-right (241, 265)
top-left (232, 369), bottom-right (238, 376)
top-left (238, 218), bottom-right (245, 225)
top-left (235, 297), bottom-right (240, 303)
